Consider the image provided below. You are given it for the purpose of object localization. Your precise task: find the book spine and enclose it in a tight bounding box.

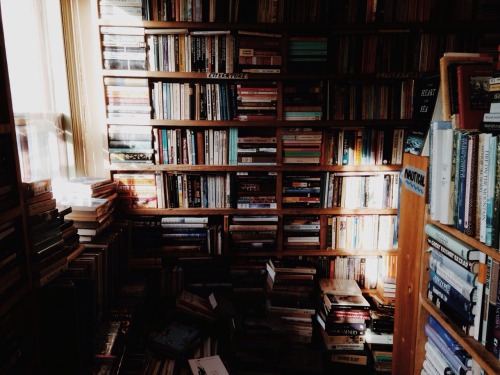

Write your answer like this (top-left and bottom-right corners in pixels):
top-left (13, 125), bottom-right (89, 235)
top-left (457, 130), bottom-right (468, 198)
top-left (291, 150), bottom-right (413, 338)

top-left (425, 223), bottom-right (479, 261)
top-left (427, 237), bottom-right (478, 273)
top-left (429, 249), bottom-right (477, 286)
top-left (427, 286), bottom-right (475, 324)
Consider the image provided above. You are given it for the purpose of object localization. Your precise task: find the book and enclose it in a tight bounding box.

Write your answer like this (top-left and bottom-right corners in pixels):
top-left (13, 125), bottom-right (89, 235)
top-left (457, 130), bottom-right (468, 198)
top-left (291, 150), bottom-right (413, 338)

top-left (429, 248), bottom-right (478, 287)
top-left (424, 223), bottom-right (480, 261)
top-left (188, 355), bottom-right (229, 375)
top-left (439, 53), bottom-right (493, 121)
top-left (149, 321), bottom-right (200, 355)
top-left (456, 64), bottom-right (495, 129)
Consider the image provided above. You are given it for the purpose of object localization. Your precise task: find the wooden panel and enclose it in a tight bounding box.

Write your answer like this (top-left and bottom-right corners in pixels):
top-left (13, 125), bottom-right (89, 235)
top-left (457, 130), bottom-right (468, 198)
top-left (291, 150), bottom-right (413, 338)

top-left (392, 153), bottom-right (429, 375)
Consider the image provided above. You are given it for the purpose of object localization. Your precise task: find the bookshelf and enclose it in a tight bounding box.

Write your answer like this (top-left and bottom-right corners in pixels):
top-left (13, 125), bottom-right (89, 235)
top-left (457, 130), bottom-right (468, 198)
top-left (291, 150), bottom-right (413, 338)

top-left (413, 220), bottom-right (500, 375)
top-left (94, 1), bottom-right (499, 371)
top-left (0, 3), bottom-right (39, 373)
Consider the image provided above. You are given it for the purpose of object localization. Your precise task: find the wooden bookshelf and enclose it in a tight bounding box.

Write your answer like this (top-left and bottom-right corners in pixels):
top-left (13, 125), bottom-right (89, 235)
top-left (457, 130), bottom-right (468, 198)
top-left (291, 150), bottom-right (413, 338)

top-left (94, 1), bottom-right (500, 372)
top-left (0, 2), bottom-right (39, 373)
top-left (413, 218), bottom-right (500, 375)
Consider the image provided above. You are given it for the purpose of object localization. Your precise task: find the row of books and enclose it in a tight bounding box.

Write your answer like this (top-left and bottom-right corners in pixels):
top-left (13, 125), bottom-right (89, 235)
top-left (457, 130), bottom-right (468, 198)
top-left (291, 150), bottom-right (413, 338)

top-left (327, 214), bottom-right (398, 251)
top-left (104, 75), bottom-right (437, 123)
top-left (111, 169), bottom-right (401, 212)
top-left (425, 223), bottom-right (500, 358)
top-left (422, 315), bottom-right (479, 375)
top-left (147, 30), bottom-right (235, 73)
top-left (325, 128), bottom-right (406, 166)
top-left (130, 216), bottom-right (223, 256)
top-left (109, 126), bottom-right (407, 169)
top-left (99, 0), bottom-right (490, 24)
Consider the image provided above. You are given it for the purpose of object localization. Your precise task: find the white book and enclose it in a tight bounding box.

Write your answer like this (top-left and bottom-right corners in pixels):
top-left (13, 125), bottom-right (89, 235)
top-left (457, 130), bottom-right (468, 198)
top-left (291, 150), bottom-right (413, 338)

top-left (429, 121), bottom-right (452, 221)
top-left (439, 128), bottom-right (454, 225)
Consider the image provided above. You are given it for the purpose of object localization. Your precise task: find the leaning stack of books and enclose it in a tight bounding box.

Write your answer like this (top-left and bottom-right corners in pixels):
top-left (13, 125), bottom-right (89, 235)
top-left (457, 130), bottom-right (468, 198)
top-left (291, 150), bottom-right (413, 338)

top-left (316, 278), bottom-right (371, 372)
top-left (264, 259), bottom-right (317, 344)
top-left (422, 315), bottom-right (474, 375)
top-left (59, 177), bottom-right (118, 244)
top-left (365, 297), bottom-right (395, 374)
top-left (22, 178), bottom-right (68, 287)
top-left (425, 223), bottom-right (484, 341)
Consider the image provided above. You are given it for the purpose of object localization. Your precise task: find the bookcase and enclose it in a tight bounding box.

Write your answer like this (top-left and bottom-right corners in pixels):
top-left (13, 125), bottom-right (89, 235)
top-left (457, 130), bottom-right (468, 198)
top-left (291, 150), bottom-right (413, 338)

top-left (94, 1), bottom-right (500, 371)
top-left (412, 220), bottom-right (500, 375)
top-left (95, 0), bottom-right (498, 266)
top-left (0, 3), bottom-right (39, 373)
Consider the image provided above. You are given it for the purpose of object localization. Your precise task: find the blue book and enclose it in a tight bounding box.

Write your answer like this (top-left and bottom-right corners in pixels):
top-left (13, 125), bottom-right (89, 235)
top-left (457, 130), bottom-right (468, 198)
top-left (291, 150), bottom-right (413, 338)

top-left (429, 270), bottom-right (477, 303)
top-left (428, 280), bottom-right (476, 315)
top-left (429, 248), bottom-right (477, 286)
top-left (425, 323), bottom-right (472, 368)
top-left (427, 282), bottom-right (475, 324)
top-left (428, 316), bottom-right (464, 352)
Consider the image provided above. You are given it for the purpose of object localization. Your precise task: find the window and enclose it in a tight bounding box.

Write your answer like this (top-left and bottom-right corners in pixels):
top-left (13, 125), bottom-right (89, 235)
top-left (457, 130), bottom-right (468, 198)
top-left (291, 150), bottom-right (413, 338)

top-left (1, 0), bottom-right (73, 187)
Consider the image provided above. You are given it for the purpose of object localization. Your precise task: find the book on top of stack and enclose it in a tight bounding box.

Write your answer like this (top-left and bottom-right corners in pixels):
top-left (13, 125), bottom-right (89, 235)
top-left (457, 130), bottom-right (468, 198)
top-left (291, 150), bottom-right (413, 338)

top-left (58, 176), bottom-right (118, 243)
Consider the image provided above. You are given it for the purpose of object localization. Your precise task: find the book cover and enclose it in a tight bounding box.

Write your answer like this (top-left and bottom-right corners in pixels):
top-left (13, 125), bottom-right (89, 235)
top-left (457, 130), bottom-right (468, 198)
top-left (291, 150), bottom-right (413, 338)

top-left (149, 321), bottom-right (200, 355)
top-left (439, 53), bottom-right (492, 121)
top-left (188, 355), bottom-right (229, 375)
top-left (456, 64), bottom-right (495, 129)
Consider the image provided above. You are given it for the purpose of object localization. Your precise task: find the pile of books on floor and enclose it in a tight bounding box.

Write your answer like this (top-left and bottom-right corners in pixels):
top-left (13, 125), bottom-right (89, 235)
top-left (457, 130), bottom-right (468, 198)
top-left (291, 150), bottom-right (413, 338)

top-left (366, 294), bottom-right (395, 374)
top-left (316, 278), bottom-right (372, 372)
top-left (23, 178), bottom-right (70, 287)
top-left (58, 177), bottom-right (118, 243)
top-left (264, 259), bottom-right (317, 345)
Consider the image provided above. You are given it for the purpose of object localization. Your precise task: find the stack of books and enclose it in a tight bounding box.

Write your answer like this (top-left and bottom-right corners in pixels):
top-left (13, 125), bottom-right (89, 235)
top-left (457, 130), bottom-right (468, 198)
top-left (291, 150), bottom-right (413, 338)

top-left (265, 259), bottom-right (317, 344)
top-left (237, 31), bottom-right (282, 74)
top-left (235, 82), bottom-right (278, 121)
top-left (480, 67), bottom-right (500, 132)
top-left (100, 26), bottom-right (146, 70)
top-left (375, 255), bottom-right (398, 305)
top-left (160, 216), bottom-right (215, 255)
top-left (113, 172), bottom-right (159, 208)
top-left (228, 215), bottom-right (278, 252)
top-left (229, 258), bottom-right (268, 317)
top-left (58, 177), bottom-right (118, 243)
top-left (283, 81), bottom-right (324, 120)
top-left (99, 1), bottom-right (144, 21)
top-left (283, 215), bottom-right (321, 250)
top-left (282, 128), bottom-right (323, 164)
top-left (107, 124), bottom-right (154, 165)
top-left (282, 173), bottom-right (323, 208)
top-left (316, 278), bottom-right (371, 371)
top-left (236, 130), bottom-right (277, 165)
top-left (287, 36), bottom-right (328, 73)
top-left (22, 178), bottom-right (68, 287)
top-left (104, 77), bottom-right (151, 120)
top-left (234, 171), bottom-right (277, 209)
top-left (422, 316), bottom-right (473, 375)
top-left (365, 295), bottom-right (395, 374)
top-left (424, 224), bottom-right (484, 341)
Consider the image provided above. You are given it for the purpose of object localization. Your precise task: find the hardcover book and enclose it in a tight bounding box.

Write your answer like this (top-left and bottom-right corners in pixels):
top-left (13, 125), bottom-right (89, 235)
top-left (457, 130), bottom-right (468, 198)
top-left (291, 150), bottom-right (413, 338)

top-left (456, 64), bottom-right (495, 129)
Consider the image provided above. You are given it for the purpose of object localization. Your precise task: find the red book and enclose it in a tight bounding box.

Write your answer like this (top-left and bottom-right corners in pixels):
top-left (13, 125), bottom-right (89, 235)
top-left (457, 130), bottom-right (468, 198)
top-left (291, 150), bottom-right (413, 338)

top-left (456, 64), bottom-right (495, 129)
